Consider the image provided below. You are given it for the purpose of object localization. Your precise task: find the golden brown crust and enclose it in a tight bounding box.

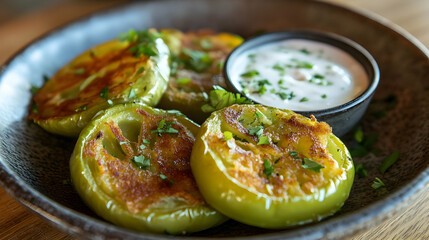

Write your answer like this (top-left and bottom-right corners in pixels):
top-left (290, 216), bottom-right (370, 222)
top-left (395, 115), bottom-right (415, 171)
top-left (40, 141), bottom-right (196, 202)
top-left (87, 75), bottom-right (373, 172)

top-left (207, 105), bottom-right (343, 197)
top-left (29, 42), bottom-right (148, 120)
top-left (83, 109), bottom-right (204, 214)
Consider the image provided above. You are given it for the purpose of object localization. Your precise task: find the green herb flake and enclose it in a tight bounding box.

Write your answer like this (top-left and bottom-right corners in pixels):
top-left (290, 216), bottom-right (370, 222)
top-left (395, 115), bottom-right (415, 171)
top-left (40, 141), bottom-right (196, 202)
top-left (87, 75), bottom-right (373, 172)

top-left (313, 74), bottom-right (325, 79)
top-left (200, 39), bottom-right (213, 50)
top-left (263, 159), bottom-right (274, 178)
top-left (300, 48), bottom-right (310, 54)
top-left (100, 87), bottom-right (109, 99)
top-left (249, 126), bottom-right (264, 137)
top-left (139, 144), bottom-right (146, 150)
top-left (254, 110), bottom-right (263, 118)
top-left (74, 68), bottom-right (85, 75)
top-left (74, 104), bottom-right (87, 112)
top-left (132, 155), bottom-right (151, 170)
top-left (248, 54), bottom-right (256, 59)
top-left (223, 131), bottom-right (233, 141)
top-left (301, 158), bottom-right (325, 173)
top-left (278, 79), bottom-right (284, 85)
top-left (159, 174), bottom-right (175, 184)
top-left (136, 67), bottom-right (145, 74)
top-left (273, 64), bottom-right (285, 72)
top-left (277, 92), bottom-right (295, 100)
top-left (31, 86), bottom-right (39, 95)
top-left (299, 97), bottom-right (309, 102)
top-left (371, 177), bottom-right (385, 189)
top-left (258, 136), bottom-right (270, 145)
top-left (296, 61), bottom-right (313, 69)
top-left (240, 70), bottom-right (260, 78)
top-left (182, 48), bottom-right (213, 72)
top-left (379, 150), bottom-right (400, 174)
top-left (177, 78), bottom-right (192, 85)
top-left (289, 151), bottom-right (299, 159)
top-left (321, 94), bottom-right (327, 99)
top-left (354, 127), bottom-right (364, 143)
top-left (151, 119), bottom-right (179, 136)
top-left (355, 163), bottom-right (368, 178)
top-left (142, 139), bottom-right (150, 145)
top-left (32, 102), bottom-right (39, 114)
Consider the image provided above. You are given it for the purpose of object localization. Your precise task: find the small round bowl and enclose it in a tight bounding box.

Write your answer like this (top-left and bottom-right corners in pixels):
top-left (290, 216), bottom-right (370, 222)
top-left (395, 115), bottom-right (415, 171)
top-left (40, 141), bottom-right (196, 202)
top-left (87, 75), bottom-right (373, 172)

top-left (224, 30), bottom-right (380, 137)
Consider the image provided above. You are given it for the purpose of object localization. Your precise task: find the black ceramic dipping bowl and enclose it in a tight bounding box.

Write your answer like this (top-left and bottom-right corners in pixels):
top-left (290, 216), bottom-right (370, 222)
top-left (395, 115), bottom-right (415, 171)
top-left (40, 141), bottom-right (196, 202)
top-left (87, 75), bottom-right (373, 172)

top-left (224, 31), bottom-right (380, 137)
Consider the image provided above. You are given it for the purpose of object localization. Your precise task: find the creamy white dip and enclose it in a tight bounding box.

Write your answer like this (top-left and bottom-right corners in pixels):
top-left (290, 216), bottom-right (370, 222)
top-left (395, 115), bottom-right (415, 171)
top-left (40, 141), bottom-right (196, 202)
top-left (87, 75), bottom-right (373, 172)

top-left (229, 39), bottom-right (369, 111)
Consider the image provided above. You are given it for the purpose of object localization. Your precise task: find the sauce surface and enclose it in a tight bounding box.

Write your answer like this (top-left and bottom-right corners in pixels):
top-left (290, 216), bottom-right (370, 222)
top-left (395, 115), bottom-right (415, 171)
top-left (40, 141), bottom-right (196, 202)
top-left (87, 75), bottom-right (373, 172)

top-left (229, 39), bottom-right (369, 111)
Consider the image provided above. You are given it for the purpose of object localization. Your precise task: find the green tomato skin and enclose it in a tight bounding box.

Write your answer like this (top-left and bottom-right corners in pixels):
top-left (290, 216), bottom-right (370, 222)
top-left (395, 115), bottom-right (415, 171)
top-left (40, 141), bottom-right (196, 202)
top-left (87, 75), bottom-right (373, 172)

top-left (70, 103), bottom-right (226, 234)
top-left (190, 110), bottom-right (355, 229)
top-left (34, 38), bottom-right (170, 137)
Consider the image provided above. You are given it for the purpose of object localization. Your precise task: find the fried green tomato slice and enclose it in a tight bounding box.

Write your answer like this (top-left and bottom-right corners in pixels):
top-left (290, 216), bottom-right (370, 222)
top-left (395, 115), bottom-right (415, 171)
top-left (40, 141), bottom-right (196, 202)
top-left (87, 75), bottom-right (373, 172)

top-left (29, 29), bottom-right (170, 137)
top-left (190, 104), bottom-right (354, 228)
top-left (157, 29), bottom-right (243, 123)
top-left (70, 103), bottom-right (226, 234)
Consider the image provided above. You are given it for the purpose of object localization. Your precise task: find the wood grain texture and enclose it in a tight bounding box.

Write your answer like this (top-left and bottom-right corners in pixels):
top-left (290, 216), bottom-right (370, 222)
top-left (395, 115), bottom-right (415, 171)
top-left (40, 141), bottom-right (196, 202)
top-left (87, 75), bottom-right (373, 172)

top-left (0, 0), bottom-right (428, 239)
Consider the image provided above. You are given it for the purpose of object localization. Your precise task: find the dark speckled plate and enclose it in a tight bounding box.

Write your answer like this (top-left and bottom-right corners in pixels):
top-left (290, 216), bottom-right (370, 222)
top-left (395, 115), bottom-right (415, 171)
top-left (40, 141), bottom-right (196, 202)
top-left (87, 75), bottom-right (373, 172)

top-left (0, 0), bottom-right (428, 239)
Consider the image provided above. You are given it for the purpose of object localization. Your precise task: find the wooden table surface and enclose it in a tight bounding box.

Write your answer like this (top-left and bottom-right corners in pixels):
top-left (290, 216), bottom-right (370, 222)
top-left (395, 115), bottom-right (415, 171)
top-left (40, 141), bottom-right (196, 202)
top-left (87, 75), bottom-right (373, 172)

top-left (0, 0), bottom-right (428, 239)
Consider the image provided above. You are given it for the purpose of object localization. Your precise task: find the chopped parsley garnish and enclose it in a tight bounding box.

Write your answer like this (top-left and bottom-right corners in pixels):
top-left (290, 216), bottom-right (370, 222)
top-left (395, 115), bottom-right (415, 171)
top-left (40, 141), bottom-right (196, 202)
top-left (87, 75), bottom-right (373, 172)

top-left (289, 151), bottom-right (299, 159)
top-left (100, 87), bottom-right (109, 99)
top-left (32, 102), bottom-right (39, 114)
top-left (371, 177), bottom-right (385, 189)
top-left (277, 91), bottom-right (295, 100)
top-left (249, 126), bottom-right (264, 137)
top-left (295, 61), bottom-right (313, 69)
top-left (313, 74), bottom-right (325, 79)
top-left (289, 151), bottom-right (324, 173)
top-left (258, 85), bottom-right (267, 95)
top-left (301, 158), bottom-right (325, 173)
top-left (273, 64), bottom-right (285, 72)
top-left (30, 86), bottom-right (39, 95)
top-left (74, 104), bottom-right (87, 112)
top-left (151, 119), bottom-right (179, 136)
top-left (118, 29), bottom-right (162, 57)
top-left (139, 144), bottom-right (146, 150)
top-left (263, 159), bottom-right (274, 178)
top-left (355, 163), bottom-right (368, 178)
top-left (299, 97), bottom-right (309, 102)
top-left (182, 48), bottom-right (213, 72)
top-left (240, 70), bottom-right (260, 78)
top-left (142, 139), bottom-right (150, 144)
top-left (300, 48), bottom-right (310, 54)
top-left (201, 86), bottom-right (253, 113)
top-left (354, 127), bottom-right (364, 143)
top-left (248, 54), bottom-right (256, 59)
top-left (200, 39), bottom-right (213, 50)
top-left (278, 79), bottom-right (284, 85)
top-left (254, 110), bottom-right (263, 118)
top-left (132, 155), bottom-right (151, 170)
top-left (258, 136), bottom-right (270, 145)
top-left (223, 131), bottom-right (233, 141)
top-left (379, 150), bottom-right (400, 174)
top-left (321, 94), bottom-right (327, 99)
top-left (136, 67), bottom-right (145, 74)
top-left (74, 68), bottom-right (85, 75)
top-left (159, 174), bottom-right (175, 184)
top-left (128, 88), bottom-right (136, 99)
top-left (177, 78), bottom-right (192, 85)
